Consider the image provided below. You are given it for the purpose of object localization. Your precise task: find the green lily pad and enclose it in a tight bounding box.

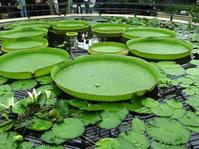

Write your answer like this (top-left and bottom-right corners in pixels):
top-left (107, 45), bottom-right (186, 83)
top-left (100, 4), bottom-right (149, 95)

top-left (171, 108), bottom-right (186, 119)
top-left (141, 98), bottom-right (159, 108)
top-left (151, 104), bottom-right (173, 117)
top-left (131, 118), bottom-right (145, 134)
top-left (186, 95), bottom-right (199, 111)
top-left (0, 47), bottom-right (69, 79)
top-left (52, 118), bottom-right (85, 139)
top-left (0, 132), bottom-right (18, 149)
top-left (147, 118), bottom-right (191, 145)
top-left (95, 138), bottom-right (121, 149)
top-left (27, 117), bottom-right (53, 131)
top-left (78, 112), bottom-right (101, 126)
top-left (41, 130), bottom-right (65, 145)
top-left (7, 20), bottom-right (51, 29)
top-left (166, 99), bottom-right (183, 109)
top-left (35, 145), bottom-right (63, 149)
top-left (52, 20), bottom-right (90, 35)
top-left (122, 27), bottom-right (176, 40)
top-left (190, 60), bottom-right (199, 66)
top-left (51, 55), bottom-right (159, 101)
top-left (2, 38), bottom-right (48, 52)
top-left (88, 42), bottom-right (129, 55)
top-left (0, 76), bottom-right (8, 85)
top-left (177, 111), bottom-right (199, 127)
top-left (127, 37), bottom-right (192, 60)
top-left (18, 142), bottom-right (33, 149)
top-left (98, 109), bottom-right (128, 129)
top-left (151, 141), bottom-right (187, 149)
top-left (117, 132), bottom-right (149, 149)
top-left (11, 79), bottom-right (37, 91)
top-left (0, 27), bottom-right (48, 40)
top-left (186, 68), bottom-right (199, 76)
top-left (92, 23), bottom-right (129, 37)
top-left (36, 75), bottom-right (53, 85)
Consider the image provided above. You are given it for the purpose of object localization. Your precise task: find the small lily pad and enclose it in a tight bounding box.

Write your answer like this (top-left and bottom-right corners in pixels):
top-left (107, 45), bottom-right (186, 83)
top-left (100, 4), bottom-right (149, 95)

top-left (95, 138), bottom-right (121, 149)
top-left (190, 60), bottom-right (199, 66)
top-left (41, 130), bottom-right (65, 145)
top-left (186, 68), bottom-right (199, 76)
top-left (151, 104), bottom-right (173, 117)
top-left (52, 118), bottom-right (85, 139)
top-left (186, 95), bottom-right (199, 111)
top-left (27, 117), bottom-right (53, 131)
top-left (177, 111), bottom-right (199, 127)
top-left (147, 118), bottom-right (191, 145)
top-left (151, 141), bottom-right (187, 149)
top-left (0, 76), bottom-right (8, 85)
top-left (171, 108), bottom-right (186, 119)
top-left (142, 98), bottom-right (159, 108)
top-left (36, 75), bottom-right (53, 85)
top-left (131, 118), bottom-right (145, 134)
top-left (11, 79), bottom-right (37, 91)
top-left (166, 99), bottom-right (183, 109)
top-left (98, 111), bottom-right (124, 129)
top-left (117, 132), bottom-right (149, 149)
top-left (35, 145), bottom-right (63, 149)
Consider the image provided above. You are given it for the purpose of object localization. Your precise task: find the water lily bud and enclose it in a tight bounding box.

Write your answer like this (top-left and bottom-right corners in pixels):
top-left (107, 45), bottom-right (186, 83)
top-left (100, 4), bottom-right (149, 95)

top-left (14, 135), bottom-right (23, 142)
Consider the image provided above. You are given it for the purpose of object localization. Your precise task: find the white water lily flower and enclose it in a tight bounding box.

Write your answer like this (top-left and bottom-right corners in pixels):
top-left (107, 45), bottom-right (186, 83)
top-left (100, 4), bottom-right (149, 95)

top-left (44, 90), bottom-right (51, 99)
top-left (8, 97), bottom-right (15, 107)
top-left (27, 89), bottom-right (41, 101)
top-left (0, 97), bottom-right (19, 109)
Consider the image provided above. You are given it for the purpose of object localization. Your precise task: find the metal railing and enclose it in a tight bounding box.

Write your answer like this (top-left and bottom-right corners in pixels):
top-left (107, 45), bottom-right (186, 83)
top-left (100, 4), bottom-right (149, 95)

top-left (0, 2), bottom-right (198, 19)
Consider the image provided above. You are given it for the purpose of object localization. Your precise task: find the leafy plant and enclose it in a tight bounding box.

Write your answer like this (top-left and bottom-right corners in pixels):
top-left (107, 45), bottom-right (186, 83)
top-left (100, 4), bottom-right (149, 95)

top-left (98, 108), bottom-right (128, 129)
top-left (26, 117), bottom-right (53, 131)
top-left (146, 118), bottom-right (191, 145)
top-left (36, 75), bottom-right (53, 85)
top-left (131, 118), bottom-right (145, 134)
top-left (151, 141), bottom-right (187, 149)
top-left (95, 138), bottom-right (121, 149)
top-left (41, 130), bottom-right (65, 145)
top-left (11, 79), bottom-right (37, 91)
top-left (52, 118), bottom-right (85, 139)
top-left (117, 132), bottom-right (149, 149)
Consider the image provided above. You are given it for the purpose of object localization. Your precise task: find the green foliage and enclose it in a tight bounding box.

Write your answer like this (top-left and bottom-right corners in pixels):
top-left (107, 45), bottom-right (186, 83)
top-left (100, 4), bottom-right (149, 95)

top-left (27, 117), bottom-right (53, 131)
top-left (18, 142), bottom-right (33, 149)
top-left (98, 108), bottom-right (129, 129)
top-left (35, 145), bottom-right (63, 149)
top-left (0, 76), bottom-right (8, 85)
top-left (41, 131), bottom-right (65, 145)
top-left (11, 79), bottom-right (37, 91)
top-left (52, 118), bottom-right (85, 139)
top-left (0, 132), bottom-right (18, 149)
top-left (117, 132), bottom-right (149, 149)
top-left (131, 118), bottom-right (145, 134)
top-left (36, 75), bottom-right (53, 85)
top-left (95, 138), bottom-right (121, 149)
top-left (147, 118), bottom-right (191, 145)
top-left (151, 103), bottom-right (173, 117)
top-left (151, 141), bottom-right (187, 149)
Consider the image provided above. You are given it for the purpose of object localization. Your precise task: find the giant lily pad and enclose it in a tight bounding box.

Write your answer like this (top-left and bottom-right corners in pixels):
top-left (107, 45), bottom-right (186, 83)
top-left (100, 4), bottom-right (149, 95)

top-left (127, 37), bottom-right (192, 60)
top-left (7, 20), bottom-right (51, 29)
top-left (92, 23), bottom-right (129, 37)
top-left (0, 27), bottom-right (48, 40)
top-left (52, 20), bottom-right (90, 34)
top-left (1, 38), bottom-right (48, 52)
top-left (88, 42), bottom-right (129, 55)
top-left (122, 27), bottom-right (176, 40)
top-left (51, 55), bottom-right (159, 101)
top-left (0, 47), bottom-right (69, 79)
